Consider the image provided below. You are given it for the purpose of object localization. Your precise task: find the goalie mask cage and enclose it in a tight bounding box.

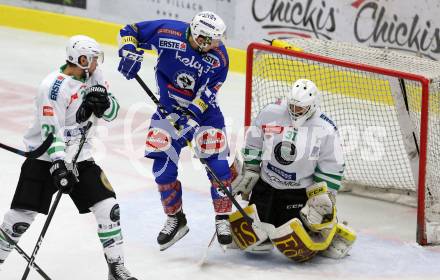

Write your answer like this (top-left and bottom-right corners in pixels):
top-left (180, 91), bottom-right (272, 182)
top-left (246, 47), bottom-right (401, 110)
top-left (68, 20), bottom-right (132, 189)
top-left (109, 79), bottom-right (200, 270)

top-left (245, 38), bottom-right (440, 245)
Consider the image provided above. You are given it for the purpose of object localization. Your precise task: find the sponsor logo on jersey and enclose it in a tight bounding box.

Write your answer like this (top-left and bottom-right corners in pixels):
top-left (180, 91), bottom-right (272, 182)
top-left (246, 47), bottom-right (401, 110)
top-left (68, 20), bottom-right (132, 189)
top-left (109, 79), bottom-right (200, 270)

top-left (212, 47), bottom-right (227, 66)
top-left (145, 127), bottom-right (172, 152)
top-left (157, 28), bottom-right (182, 37)
top-left (196, 128), bottom-right (227, 155)
top-left (69, 92), bottom-right (79, 105)
top-left (175, 52), bottom-right (213, 76)
top-left (159, 38), bottom-right (187, 51)
top-left (262, 125), bottom-right (284, 134)
top-left (49, 75), bottom-right (65, 101)
top-left (173, 70), bottom-right (196, 91)
top-left (267, 162), bottom-right (296, 180)
top-left (274, 141), bottom-right (296, 165)
top-left (320, 113), bottom-right (337, 131)
top-left (202, 53), bottom-right (221, 68)
top-left (42, 106), bottom-right (54, 116)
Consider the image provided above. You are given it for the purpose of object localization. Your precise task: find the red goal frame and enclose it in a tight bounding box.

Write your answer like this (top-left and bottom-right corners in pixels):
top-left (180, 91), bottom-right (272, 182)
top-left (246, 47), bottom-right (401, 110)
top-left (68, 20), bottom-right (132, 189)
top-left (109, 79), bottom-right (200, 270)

top-left (245, 42), bottom-right (431, 245)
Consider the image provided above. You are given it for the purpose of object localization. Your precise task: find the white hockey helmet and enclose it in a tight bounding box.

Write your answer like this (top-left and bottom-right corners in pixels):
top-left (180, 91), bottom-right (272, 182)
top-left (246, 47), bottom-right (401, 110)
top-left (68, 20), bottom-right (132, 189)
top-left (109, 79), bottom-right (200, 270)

top-left (190, 11), bottom-right (226, 51)
top-left (286, 79), bottom-right (319, 127)
top-left (66, 35), bottom-right (103, 70)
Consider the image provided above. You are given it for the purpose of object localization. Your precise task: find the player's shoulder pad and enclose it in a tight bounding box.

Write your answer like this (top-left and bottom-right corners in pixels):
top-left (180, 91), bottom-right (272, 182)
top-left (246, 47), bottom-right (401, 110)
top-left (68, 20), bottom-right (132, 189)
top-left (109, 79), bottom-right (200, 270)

top-left (40, 71), bottom-right (71, 102)
top-left (257, 102), bottom-right (288, 122)
top-left (155, 19), bottom-right (187, 39)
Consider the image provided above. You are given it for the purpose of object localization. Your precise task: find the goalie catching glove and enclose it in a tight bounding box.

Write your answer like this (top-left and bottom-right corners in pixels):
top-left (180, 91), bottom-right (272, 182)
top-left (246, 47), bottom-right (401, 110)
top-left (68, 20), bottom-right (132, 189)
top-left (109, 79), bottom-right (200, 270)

top-left (300, 182), bottom-right (337, 232)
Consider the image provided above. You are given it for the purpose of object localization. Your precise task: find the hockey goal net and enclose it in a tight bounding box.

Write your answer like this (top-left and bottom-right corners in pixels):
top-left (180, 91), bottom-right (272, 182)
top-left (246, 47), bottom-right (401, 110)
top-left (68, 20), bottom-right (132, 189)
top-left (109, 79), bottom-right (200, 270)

top-left (245, 38), bottom-right (440, 245)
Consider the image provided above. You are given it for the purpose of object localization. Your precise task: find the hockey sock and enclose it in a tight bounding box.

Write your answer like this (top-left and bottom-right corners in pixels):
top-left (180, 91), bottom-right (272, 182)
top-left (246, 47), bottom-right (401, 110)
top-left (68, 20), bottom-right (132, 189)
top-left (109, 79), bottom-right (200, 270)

top-left (0, 209), bottom-right (37, 262)
top-left (158, 180), bottom-right (182, 215)
top-left (90, 198), bottom-right (124, 263)
top-left (204, 158), bottom-right (233, 215)
top-left (210, 178), bottom-right (233, 215)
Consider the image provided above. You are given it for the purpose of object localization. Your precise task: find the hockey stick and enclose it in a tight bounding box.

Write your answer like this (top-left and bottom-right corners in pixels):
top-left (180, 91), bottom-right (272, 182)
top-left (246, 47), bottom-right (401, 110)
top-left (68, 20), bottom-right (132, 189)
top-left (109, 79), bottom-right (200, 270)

top-left (0, 228), bottom-right (51, 279)
top-left (21, 121), bottom-right (93, 280)
top-left (0, 133), bottom-right (54, 159)
top-left (135, 75), bottom-right (255, 225)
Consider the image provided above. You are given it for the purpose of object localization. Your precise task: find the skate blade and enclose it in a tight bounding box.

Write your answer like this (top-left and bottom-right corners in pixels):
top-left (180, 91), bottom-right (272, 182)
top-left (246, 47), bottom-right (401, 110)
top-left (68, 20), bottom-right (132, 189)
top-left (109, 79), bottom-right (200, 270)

top-left (220, 244), bottom-right (227, 252)
top-left (159, 226), bottom-right (189, 251)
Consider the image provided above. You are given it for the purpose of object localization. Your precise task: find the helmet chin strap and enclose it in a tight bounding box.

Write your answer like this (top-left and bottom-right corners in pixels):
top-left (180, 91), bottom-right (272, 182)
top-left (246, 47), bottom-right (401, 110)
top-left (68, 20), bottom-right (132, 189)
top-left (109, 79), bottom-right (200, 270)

top-left (76, 58), bottom-right (91, 80)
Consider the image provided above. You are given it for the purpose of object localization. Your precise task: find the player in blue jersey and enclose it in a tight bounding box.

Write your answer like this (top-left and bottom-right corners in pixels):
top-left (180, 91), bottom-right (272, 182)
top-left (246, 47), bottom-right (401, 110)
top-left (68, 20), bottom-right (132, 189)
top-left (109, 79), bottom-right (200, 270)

top-left (117, 11), bottom-right (233, 250)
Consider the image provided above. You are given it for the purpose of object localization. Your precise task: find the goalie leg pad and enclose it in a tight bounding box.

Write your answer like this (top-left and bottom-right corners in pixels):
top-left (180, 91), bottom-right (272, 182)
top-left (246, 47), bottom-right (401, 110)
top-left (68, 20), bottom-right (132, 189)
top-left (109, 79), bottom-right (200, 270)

top-left (229, 204), bottom-right (274, 253)
top-left (321, 222), bottom-right (356, 259)
top-left (158, 180), bottom-right (182, 215)
top-left (269, 218), bottom-right (337, 262)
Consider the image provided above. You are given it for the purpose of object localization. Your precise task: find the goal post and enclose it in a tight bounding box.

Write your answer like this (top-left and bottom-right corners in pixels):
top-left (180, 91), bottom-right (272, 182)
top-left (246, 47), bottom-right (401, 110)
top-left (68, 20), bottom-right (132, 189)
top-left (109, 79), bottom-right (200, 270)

top-left (245, 38), bottom-right (440, 245)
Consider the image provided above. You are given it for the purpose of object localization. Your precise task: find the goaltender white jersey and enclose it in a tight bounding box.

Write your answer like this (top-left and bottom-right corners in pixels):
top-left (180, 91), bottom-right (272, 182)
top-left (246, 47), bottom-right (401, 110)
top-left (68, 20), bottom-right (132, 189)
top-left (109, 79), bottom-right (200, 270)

top-left (23, 66), bottom-right (120, 163)
top-left (243, 101), bottom-right (344, 191)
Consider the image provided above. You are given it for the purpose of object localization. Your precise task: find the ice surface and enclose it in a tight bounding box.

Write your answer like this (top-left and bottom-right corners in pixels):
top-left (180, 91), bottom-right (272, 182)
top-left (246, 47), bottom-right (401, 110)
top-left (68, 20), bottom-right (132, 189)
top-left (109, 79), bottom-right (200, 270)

top-left (0, 27), bottom-right (439, 280)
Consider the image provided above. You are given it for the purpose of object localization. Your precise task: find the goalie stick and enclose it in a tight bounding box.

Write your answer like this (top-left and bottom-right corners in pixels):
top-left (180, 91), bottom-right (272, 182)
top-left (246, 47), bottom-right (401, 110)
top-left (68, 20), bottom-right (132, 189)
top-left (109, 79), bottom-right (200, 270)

top-left (0, 228), bottom-right (51, 280)
top-left (21, 121), bottom-right (93, 280)
top-left (0, 133), bottom-right (54, 159)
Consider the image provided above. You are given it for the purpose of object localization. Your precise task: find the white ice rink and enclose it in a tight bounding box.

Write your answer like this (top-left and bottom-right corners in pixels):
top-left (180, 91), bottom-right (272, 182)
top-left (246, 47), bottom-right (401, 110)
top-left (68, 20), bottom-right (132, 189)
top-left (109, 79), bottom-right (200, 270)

top-left (1, 27), bottom-right (440, 280)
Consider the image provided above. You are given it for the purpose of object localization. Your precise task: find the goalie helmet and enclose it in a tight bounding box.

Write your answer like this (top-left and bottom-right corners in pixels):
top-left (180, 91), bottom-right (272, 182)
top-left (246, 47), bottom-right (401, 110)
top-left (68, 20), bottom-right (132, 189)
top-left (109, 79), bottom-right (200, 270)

top-left (286, 79), bottom-right (319, 127)
top-left (66, 35), bottom-right (103, 70)
top-left (190, 11), bottom-right (226, 51)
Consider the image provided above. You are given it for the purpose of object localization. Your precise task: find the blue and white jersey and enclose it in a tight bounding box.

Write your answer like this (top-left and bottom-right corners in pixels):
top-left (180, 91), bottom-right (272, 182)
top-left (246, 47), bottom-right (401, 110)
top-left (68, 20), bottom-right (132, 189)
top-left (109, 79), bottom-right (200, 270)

top-left (120, 19), bottom-right (229, 121)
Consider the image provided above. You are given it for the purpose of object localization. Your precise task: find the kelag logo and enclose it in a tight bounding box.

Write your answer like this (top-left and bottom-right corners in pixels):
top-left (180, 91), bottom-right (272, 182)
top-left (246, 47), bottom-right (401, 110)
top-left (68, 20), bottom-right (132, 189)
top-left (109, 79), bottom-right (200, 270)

top-left (353, 0), bottom-right (440, 60)
top-left (251, 0), bottom-right (336, 39)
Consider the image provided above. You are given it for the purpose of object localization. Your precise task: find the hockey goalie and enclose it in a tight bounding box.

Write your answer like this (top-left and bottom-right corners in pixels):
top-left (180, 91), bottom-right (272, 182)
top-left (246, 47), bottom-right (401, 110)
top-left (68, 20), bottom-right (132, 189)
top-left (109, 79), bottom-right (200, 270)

top-left (230, 79), bottom-right (356, 262)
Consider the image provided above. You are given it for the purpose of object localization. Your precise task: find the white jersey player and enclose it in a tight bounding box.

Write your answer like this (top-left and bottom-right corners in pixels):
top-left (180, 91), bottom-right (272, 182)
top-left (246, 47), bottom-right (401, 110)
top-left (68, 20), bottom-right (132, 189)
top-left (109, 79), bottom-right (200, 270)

top-left (230, 79), bottom-right (356, 262)
top-left (0, 35), bottom-right (137, 279)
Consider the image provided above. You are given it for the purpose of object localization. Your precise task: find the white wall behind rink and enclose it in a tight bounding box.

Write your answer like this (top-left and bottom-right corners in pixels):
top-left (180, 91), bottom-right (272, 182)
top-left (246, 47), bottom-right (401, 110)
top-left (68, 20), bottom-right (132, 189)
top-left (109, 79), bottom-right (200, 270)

top-left (2, 0), bottom-right (440, 60)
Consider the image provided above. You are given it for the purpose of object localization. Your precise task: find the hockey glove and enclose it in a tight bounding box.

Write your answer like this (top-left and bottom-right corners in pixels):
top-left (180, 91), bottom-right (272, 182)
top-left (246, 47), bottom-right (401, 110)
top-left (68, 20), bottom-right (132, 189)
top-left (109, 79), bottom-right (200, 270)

top-left (231, 163), bottom-right (260, 198)
top-left (84, 85), bottom-right (110, 118)
top-left (117, 44), bottom-right (144, 80)
top-left (176, 114), bottom-right (200, 148)
top-left (300, 182), bottom-right (337, 232)
top-left (49, 160), bottom-right (77, 194)
top-left (76, 85), bottom-right (110, 122)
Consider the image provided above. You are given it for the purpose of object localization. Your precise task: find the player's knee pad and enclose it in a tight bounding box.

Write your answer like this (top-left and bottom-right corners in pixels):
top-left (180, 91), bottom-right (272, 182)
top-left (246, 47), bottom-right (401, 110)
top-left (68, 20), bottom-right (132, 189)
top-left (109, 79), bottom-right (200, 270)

top-left (145, 113), bottom-right (182, 162)
top-left (229, 204), bottom-right (274, 253)
top-left (152, 157), bottom-right (178, 184)
top-left (90, 198), bottom-right (123, 249)
top-left (2, 209), bottom-right (37, 239)
top-left (194, 127), bottom-right (229, 160)
top-left (0, 209), bottom-right (37, 260)
top-left (158, 180), bottom-right (182, 215)
top-left (320, 222), bottom-right (356, 259)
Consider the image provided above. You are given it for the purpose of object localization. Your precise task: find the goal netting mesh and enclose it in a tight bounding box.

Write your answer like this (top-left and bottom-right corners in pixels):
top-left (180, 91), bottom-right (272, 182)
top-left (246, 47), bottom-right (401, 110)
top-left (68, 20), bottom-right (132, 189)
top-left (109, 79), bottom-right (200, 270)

top-left (246, 38), bottom-right (440, 244)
